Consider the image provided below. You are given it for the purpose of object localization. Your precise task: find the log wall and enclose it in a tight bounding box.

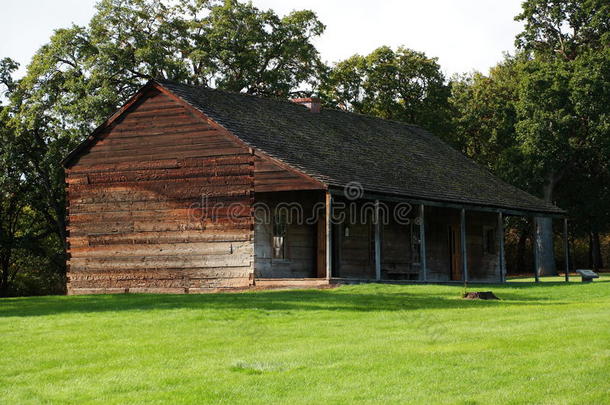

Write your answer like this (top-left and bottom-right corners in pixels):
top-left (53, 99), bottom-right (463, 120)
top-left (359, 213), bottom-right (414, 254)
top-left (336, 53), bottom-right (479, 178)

top-left (254, 153), bottom-right (323, 193)
top-left (66, 89), bottom-right (255, 294)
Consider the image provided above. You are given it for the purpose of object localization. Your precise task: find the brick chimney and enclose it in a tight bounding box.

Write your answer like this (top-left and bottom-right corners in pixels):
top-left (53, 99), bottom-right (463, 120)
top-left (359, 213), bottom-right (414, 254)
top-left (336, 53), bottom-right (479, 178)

top-left (291, 97), bottom-right (321, 113)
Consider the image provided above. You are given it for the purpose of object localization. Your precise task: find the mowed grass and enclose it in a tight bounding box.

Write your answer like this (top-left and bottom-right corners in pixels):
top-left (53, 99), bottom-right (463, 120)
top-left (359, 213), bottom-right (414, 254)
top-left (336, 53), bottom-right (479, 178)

top-left (1, 277), bottom-right (609, 404)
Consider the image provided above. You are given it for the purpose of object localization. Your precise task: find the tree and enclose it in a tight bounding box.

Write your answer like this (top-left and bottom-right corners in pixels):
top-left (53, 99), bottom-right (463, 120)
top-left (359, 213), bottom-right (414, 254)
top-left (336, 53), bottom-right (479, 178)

top-left (87, 0), bottom-right (325, 96)
top-left (449, 57), bottom-right (520, 171)
top-left (0, 59), bottom-right (53, 296)
top-left (0, 60), bottom-right (26, 295)
top-left (515, 0), bottom-right (609, 61)
top-left (320, 46), bottom-right (453, 140)
top-left (513, 0), bottom-right (610, 275)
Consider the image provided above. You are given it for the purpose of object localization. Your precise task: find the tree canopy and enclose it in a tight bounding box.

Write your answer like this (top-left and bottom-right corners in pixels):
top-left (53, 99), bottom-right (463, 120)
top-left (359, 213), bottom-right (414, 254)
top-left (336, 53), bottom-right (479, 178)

top-left (320, 46), bottom-right (453, 140)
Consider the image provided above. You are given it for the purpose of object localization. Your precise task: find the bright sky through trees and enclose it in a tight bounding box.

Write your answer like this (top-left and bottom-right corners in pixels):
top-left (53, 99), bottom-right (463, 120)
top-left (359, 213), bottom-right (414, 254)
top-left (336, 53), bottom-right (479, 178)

top-left (1, 0), bottom-right (524, 78)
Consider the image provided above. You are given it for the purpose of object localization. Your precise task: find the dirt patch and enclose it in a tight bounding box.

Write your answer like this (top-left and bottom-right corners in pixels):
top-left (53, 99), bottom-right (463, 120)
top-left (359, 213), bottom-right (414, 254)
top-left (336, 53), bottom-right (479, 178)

top-left (463, 291), bottom-right (500, 300)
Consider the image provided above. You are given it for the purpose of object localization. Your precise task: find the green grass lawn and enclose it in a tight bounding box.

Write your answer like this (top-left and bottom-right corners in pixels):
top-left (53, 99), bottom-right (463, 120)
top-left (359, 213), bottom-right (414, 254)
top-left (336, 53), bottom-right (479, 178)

top-left (1, 277), bottom-right (609, 404)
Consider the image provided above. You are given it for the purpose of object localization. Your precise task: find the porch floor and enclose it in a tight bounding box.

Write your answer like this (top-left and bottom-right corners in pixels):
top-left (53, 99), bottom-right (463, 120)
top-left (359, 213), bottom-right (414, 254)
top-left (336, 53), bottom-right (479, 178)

top-left (254, 278), bottom-right (332, 289)
top-left (253, 277), bottom-right (504, 290)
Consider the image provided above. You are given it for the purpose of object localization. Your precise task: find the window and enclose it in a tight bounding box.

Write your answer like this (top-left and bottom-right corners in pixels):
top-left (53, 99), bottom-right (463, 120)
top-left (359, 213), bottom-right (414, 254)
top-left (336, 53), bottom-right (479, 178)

top-left (272, 213), bottom-right (287, 259)
top-left (483, 227), bottom-right (496, 255)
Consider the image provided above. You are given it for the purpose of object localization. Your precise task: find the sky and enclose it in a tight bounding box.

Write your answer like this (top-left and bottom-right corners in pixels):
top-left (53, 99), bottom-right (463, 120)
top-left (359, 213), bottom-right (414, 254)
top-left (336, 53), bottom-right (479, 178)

top-left (1, 0), bottom-right (525, 79)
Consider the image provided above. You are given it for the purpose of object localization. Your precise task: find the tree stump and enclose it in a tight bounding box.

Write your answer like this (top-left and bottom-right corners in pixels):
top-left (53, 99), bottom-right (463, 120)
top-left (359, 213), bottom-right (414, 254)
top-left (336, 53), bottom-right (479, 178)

top-left (463, 291), bottom-right (499, 300)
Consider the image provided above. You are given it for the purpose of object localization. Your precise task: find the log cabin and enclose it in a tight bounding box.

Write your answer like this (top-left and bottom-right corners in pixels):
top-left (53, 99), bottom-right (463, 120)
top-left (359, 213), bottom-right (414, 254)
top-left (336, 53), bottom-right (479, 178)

top-left (63, 79), bottom-right (566, 294)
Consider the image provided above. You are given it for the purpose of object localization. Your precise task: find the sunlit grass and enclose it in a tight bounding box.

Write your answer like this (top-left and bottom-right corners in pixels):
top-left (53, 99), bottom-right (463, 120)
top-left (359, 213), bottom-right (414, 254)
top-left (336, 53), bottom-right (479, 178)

top-left (1, 276), bottom-right (609, 404)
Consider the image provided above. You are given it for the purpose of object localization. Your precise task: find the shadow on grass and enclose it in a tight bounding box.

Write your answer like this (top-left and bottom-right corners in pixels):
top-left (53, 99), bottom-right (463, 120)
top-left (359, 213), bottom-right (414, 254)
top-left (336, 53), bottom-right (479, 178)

top-left (0, 282), bottom-right (580, 318)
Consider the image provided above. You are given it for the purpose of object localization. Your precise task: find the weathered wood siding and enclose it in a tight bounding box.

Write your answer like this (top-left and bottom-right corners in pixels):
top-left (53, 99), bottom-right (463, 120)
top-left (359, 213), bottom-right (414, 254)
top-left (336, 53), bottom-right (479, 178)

top-left (425, 207), bottom-right (500, 282)
top-left (381, 221), bottom-right (420, 280)
top-left (465, 211), bottom-right (501, 282)
top-left (253, 191), bottom-right (320, 278)
top-left (330, 199), bottom-right (375, 279)
top-left (254, 154), bottom-right (323, 193)
top-left (66, 89), bottom-right (255, 294)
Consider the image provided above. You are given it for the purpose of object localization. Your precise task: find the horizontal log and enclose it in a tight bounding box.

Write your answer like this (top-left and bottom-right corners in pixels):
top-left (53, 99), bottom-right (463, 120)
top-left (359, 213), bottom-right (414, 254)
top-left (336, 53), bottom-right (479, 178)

top-left (89, 139), bottom-right (236, 158)
top-left (77, 143), bottom-right (246, 164)
top-left (68, 205), bottom-right (252, 224)
top-left (91, 135), bottom-right (236, 155)
top-left (254, 182), bottom-right (324, 192)
top-left (70, 241), bottom-right (253, 258)
top-left (75, 147), bottom-right (249, 166)
top-left (67, 155), bottom-right (253, 175)
top-left (68, 229), bottom-right (252, 248)
top-left (124, 106), bottom-right (188, 119)
top-left (69, 277), bottom-right (252, 289)
top-left (68, 254), bottom-right (253, 270)
top-left (68, 267), bottom-right (252, 278)
top-left (69, 194), bottom-right (252, 214)
top-left (68, 159), bottom-right (180, 174)
top-left (68, 288), bottom-right (128, 295)
top-left (255, 172), bottom-right (302, 182)
top-left (105, 123), bottom-right (214, 140)
top-left (67, 218), bottom-right (253, 236)
top-left (130, 101), bottom-right (185, 113)
top-left (83, 165), bottom-right (252, 185)
top-left (70, 175), bottom-right (253, 193)
top-left (114, 114), bottom-right (202, 130)
top-left (95, 130), bottom-right (223, 148)
top-left (70, 184), bottom-right (252, 203)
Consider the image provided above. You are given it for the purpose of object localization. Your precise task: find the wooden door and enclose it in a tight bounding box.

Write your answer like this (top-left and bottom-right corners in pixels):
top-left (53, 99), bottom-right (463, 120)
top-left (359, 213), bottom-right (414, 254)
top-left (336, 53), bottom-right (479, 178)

top-left (449, 225), bottom-right (462, 281)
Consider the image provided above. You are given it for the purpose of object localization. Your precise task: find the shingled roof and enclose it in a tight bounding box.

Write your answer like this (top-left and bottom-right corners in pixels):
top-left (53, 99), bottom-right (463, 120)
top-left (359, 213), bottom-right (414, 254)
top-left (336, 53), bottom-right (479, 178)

top-left (154, 80), bottom-right (563, 215)
top-left (65, 79), bottom-right (564, 215)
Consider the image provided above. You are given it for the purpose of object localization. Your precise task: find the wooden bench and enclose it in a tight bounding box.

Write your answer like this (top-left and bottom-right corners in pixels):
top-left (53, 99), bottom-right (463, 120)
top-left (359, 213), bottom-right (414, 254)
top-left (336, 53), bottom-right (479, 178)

top-left (576, 269), bottom-right (599, 283)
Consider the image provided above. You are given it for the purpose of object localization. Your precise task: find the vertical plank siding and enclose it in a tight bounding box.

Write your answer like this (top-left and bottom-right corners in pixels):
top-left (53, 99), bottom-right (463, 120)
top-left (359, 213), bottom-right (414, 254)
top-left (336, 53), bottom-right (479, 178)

top-left (66, 89), bottom-right (255, 294)
top-left (253, 191), bottom-right (320, 278)
top-left (425, 207), bottom-right (501, 282)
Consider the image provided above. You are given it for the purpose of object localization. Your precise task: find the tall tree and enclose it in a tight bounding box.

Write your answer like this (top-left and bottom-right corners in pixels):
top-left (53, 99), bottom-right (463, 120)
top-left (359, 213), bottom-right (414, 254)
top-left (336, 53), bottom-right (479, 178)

top-left (515, 0), bottom-right (609, 61)
top-left (514, 0), bottom-right (609, 275)
top-left (449, 57), bottom-right (520, 171)
top-left (87, 0), bottom-right (325, 96)
top-left (320, 46), bottom-right (453, 140)
top-left (0, 59), bottom-right (59, 295)
top-left (0, 59), bottom-right (25, 295)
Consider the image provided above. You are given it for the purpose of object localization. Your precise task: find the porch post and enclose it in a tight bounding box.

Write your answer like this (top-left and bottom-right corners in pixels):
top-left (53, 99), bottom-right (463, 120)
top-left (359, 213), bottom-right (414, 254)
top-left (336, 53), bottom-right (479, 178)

top-left (533, 216), bottom-right (540, 283)
top-left (325, 191), bottom-right (332, 280)
top-left (563, 218), bottom-right (570, 283)
top-left (374, 200), bottom-right (381, 281)
top-left (498, 212), bottom-right (506, 283)
top-left (460, 208), bottom-right (468, 283)
top-left (419, 204), bottom-right (427, 282)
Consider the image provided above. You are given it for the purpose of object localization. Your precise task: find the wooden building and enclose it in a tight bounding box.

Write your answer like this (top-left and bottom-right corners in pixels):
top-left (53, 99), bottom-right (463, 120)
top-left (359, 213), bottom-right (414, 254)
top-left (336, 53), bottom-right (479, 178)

top-left (63, 80), bottom-right (565, 294)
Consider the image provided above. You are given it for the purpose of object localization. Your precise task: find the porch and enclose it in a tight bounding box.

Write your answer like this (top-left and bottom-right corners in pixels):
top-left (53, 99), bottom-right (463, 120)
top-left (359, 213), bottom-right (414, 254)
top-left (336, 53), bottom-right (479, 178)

top-left (252, 189), bottom-right (569, 285)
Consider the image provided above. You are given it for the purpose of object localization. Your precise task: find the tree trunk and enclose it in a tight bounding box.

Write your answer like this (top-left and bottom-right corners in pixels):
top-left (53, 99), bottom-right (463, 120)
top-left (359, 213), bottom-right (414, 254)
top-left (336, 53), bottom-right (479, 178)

top-left (589, 231), bottom-right (603, 270)
top-left (535, 216), bottom-right (557, 276)
top-left (534, 173), bottom-right (559, 276)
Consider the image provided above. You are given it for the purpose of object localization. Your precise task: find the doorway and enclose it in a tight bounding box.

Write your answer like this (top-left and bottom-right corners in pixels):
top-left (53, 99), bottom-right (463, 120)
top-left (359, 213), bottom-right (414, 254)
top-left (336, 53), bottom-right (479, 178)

top-left (448, 225), bottom-right (462, 281)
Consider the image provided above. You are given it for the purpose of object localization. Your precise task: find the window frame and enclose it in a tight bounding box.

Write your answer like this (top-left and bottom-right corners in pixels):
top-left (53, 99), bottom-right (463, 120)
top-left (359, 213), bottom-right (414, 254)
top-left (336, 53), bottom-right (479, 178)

top-left (271, 212), bottom-right (288, 260)
top-left (482, 226), bottom-right (496, 255)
